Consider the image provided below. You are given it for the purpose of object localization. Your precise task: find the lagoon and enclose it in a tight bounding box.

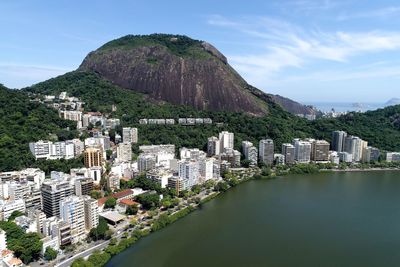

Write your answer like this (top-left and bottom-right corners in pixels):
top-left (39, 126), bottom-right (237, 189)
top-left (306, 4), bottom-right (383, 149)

top-left (107, 171), bottom-right (400, 267)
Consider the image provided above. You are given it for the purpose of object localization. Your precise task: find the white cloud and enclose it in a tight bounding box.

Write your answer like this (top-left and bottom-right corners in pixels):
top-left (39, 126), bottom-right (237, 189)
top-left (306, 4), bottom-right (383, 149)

top-left (207, 15), bottom-right (400, 91)
top-left (0, 63), bottom-right (73, 88)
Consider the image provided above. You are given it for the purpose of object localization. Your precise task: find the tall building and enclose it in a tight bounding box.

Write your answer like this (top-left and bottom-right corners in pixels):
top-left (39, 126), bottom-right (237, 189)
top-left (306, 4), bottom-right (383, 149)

top-left (362, 147), bottom-right (380, 163)
top-left (242, 141), bottom-right (258, 165)
top-left (344, 136), bottom-right (366, 162)
top-left (41, 180), bottom-right (73, 218)
top-left (59, 196), bottom-right (85, 243)
top-left (338, 152), bottom-right (353, 163)
top-left (220, 148), bottom-right (241, 167)
top-left (74, 178), bottom-right (94, 197)
top-left (167, 176), bottom-right (190, 195)
top-left (282, 143), bottom-right (295, 164)
top-left (312, 140), bottom-right (330, 162)
top-left (0, 199), bottom-right (25, 221)
top-left (259, 139), bottom-right (274, 165)
top-left (219, 131), bottom-right (234, 152)
top-left (207, 136), bottom-right (220, 156)
top-left (199, 158), bottom-right (214, 182)
top-left (29, 140), bottom-right (51, 160)
top-left (84, 147), bottom-right (103, 168)
top-left (331, 131), bottom-right (347, 152)
top-left (138, 154), bottom-right (157, 172)
top-left (117, 142), bottom-right (132, 162)
top-left (123, 127), bottom-right (138, 144)
top-left (293, 139), bottom-right (312, 163)
top-left (178, 160), bottom-right (199, 188)
top-left (82, 196), bottom-right (99, 231)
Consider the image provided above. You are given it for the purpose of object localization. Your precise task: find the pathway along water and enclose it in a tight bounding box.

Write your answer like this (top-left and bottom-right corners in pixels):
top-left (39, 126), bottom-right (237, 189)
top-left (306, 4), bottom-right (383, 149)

top-left (107, 171), bottom-right (400, 267)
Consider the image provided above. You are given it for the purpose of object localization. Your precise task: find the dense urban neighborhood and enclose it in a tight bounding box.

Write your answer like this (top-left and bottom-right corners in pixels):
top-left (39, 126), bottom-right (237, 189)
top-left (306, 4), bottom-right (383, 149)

top-left (0, 90), bottom-right (399, 267)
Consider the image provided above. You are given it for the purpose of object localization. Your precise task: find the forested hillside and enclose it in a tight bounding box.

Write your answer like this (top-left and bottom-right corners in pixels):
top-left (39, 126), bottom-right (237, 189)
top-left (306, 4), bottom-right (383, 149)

top-left (26, 71), bottom-right (400, 153)
top-left (0, 84), bottom-right (80, 171)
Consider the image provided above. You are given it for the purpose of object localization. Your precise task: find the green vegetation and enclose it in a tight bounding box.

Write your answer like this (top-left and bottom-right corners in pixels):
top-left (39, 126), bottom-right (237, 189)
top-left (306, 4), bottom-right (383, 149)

top-left (0, 84), bottom-right (78, 172)
top-left (8, 211), bottom-right (24, 221)
top-left (25, 71), bottom-right (400, 156)
top-left (125, 204), bottom-right (139, 215)
top-left (135, 193), bottom-right (160, 210)
top-left (44, 247), bottom-right (58, 261)
top-left (31, 156), bottom-right (84, 175)
top-left (96, 34), bottom-right (210, 59)
top-left (89, 217), bottom-right (111, 241)
top-left (0, 221), bottom-right (42, 264)
top-left (104, 197), bottom-right (117, 209)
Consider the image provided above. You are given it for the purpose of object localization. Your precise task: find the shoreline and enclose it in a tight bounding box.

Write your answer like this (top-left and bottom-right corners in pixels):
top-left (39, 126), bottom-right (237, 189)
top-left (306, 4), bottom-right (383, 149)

top-left (68, 166), bottom-right (399, 266)
top-left (329, 167), bottom-right (400, 172)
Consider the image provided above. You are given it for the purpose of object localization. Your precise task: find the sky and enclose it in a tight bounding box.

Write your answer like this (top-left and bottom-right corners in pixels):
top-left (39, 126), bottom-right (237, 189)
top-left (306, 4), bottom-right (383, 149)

top-left (1, 0), bottom-right (400, 103)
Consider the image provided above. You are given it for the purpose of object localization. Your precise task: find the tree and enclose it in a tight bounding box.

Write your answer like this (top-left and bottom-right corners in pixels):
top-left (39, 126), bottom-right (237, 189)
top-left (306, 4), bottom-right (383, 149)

top-left (0, 221), bottom-right (42, 264)
top-left (104, 197), bottom-right (116, 209)
top-left (90, 190), bottom-right (102, 199)
top-left (136, 193), bottom-right (160, 210)
top-left (241, 159), bottom-right (252, 168)
top-left (89, 217), bottom-right (110, 241)
top-left (126, 204), bottom-right (139, 215)
top-left (87, 251), bottom-right (111, 266)
top-left (106, 149), bottom-right (113, 160)
top-left (214, 182), bottom-right (229, 192)
top-left (8, 211), bottom-right (24, 221)
top-left (44, 247), bottom-right (58, 261)
top-left (72, 258), bottom-right (94, 267)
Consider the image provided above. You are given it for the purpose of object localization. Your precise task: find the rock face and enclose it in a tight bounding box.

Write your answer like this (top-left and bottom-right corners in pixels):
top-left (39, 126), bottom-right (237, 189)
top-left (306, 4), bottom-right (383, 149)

top-left (79, 34), bottom-right (311, 116)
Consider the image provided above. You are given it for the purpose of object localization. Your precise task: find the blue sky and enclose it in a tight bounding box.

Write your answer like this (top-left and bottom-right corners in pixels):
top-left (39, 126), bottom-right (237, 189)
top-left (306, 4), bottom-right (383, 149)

top-left (1, 0), bottom-right (400, 103)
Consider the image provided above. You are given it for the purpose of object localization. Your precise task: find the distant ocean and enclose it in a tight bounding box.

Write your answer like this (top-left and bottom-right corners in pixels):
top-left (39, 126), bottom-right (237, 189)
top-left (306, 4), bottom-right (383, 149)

top-left (304, 102), bottom-right (384, 113)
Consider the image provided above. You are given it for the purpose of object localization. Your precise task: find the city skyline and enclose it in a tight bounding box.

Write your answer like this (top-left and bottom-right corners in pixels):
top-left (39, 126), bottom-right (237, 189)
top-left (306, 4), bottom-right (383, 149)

top-left (1, 0), bottom-right (400, 102)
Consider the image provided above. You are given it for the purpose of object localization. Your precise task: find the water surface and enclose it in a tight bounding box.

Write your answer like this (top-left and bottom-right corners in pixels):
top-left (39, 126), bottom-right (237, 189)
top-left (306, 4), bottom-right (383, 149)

top-left (108, 171), bottom-right (400, 267)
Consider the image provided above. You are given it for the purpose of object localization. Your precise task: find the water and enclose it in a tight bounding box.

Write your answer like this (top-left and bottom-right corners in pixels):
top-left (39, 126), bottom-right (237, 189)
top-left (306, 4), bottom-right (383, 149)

top-left (107, 171), bottom-right (400, 267)
top-left (305, 102), bottom-right (383, 112)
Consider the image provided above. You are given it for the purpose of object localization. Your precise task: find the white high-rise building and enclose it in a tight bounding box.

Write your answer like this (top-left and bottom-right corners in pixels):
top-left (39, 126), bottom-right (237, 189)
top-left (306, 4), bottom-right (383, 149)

top-left (344, 136), bottom-right (367, 162)
top-left (178, 160), bottom-right (199, 188)
top-left (199, 158), bottom-right (214, 182)
top-left (259, 139), bottom-right (274, 165)
top-left (331, 131), bottom-right (347, 152)
top-left (282, 143), bottom-right (295, 164)
top-left (0, 199), bottom-right (25, 221)
top-left (123, 127), bottom-right (138, 144)
top-left (29, 140), bottom-right (51, 160)
top-left (180, 148), bottom-right (206, 161)
top-left (242, 141), bottom-right (258, 165)
top-left (82, 196), bottom-right (99, 231)
top-left (293, 139), bottom-right (312, 163)
top-left (207, 137), bottom-right (220, 156)
top-left (219, 131), bottom-right (234, 152)
top-left (138, 154), bottom-right (157, 172)
top-left (117, 142), bottom-right (132, 162)
top-left (60, 196), bottom-right (85, 243)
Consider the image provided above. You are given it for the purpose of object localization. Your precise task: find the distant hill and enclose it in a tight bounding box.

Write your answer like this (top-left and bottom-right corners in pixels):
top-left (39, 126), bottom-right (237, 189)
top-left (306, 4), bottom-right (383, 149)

top-left (78, 34), bottom-right (313, 116)
top-left (385, 98), bottom-right (400, 107)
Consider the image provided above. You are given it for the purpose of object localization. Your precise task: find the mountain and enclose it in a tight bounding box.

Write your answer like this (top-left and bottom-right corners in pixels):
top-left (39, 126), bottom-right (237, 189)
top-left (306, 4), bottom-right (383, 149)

top-left (78, 34), bottom-right (311, 116)
top-left (13, 33), bottom-right (400, 171)
top-left (0, 84), bottom-right (81, 172)
top-left (268, 94), bottom-right (315, 115)
top-left (26, 71), bottom-right (316, 151)
top-left (26, 70), bottom-right (400, 153)
top-left (385, 98), bottom-right (400, 107)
